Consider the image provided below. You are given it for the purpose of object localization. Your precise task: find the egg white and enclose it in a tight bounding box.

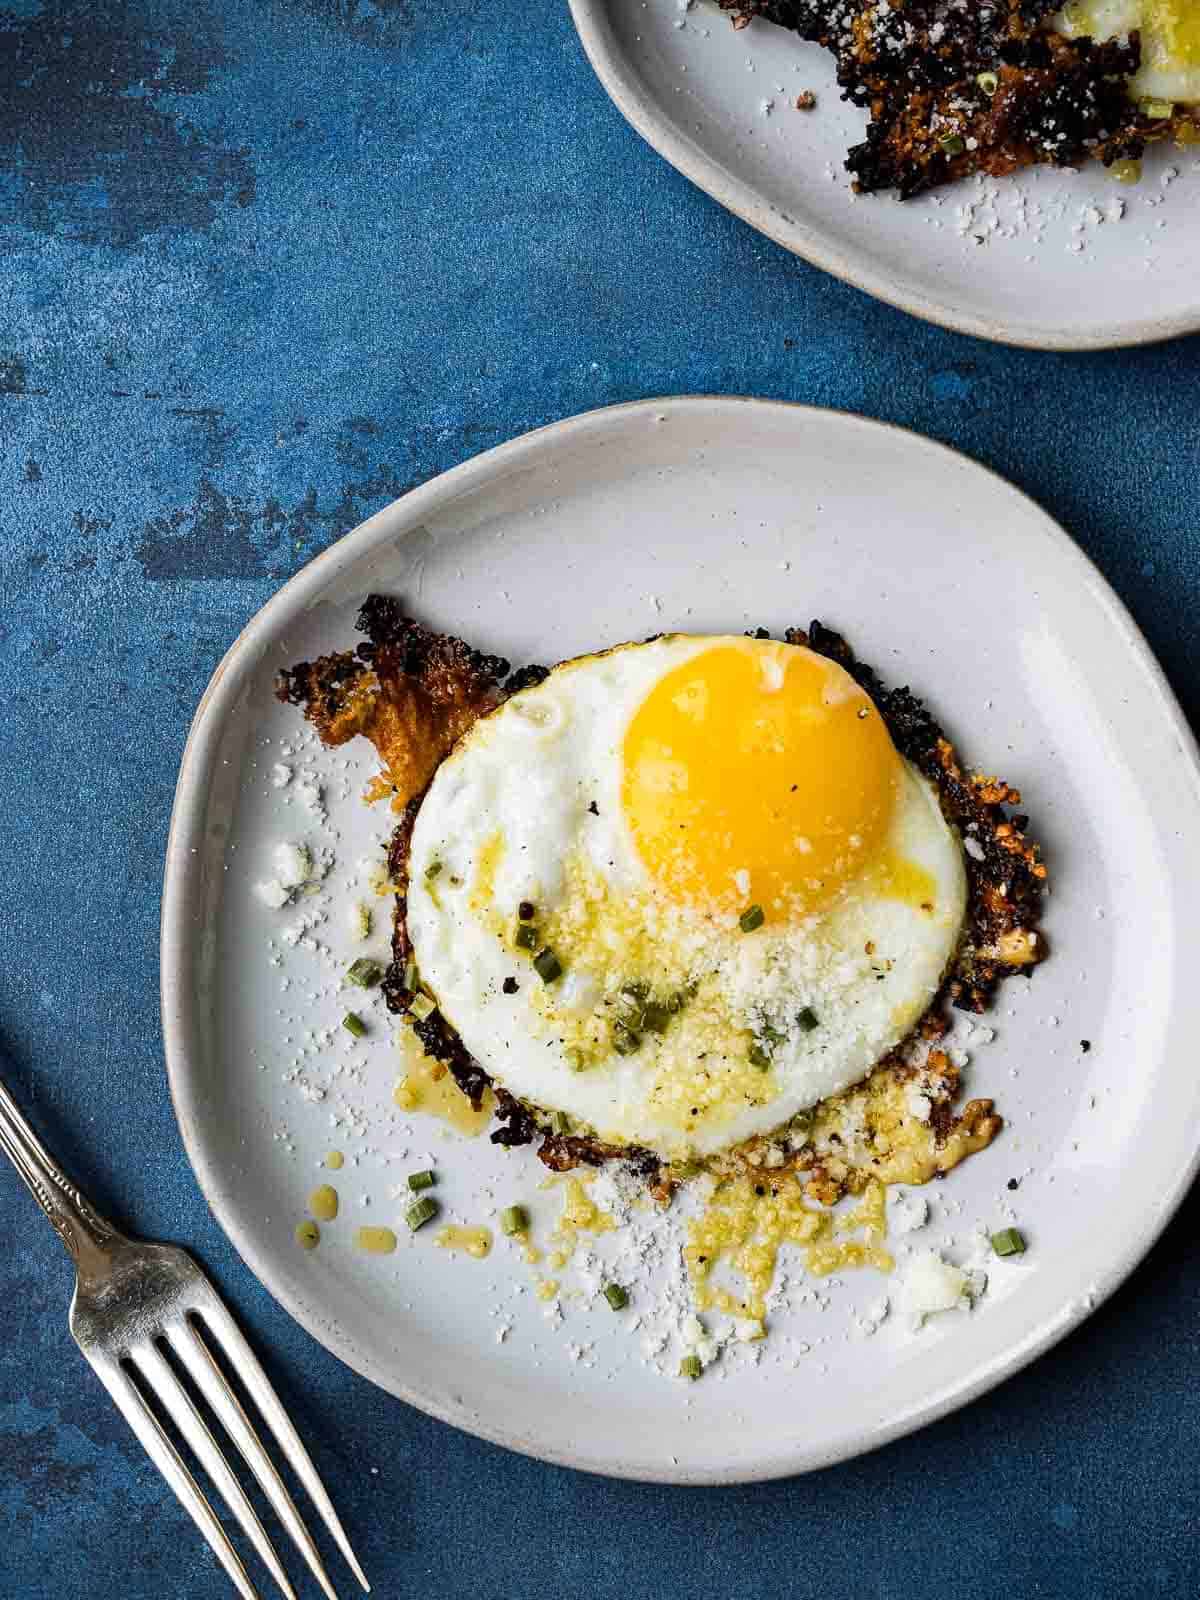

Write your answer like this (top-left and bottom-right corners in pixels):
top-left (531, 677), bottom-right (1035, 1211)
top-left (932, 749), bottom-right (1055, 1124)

top-left (406, 637), bottom-right (968, 1161)
top-left (1054, 0), bottom-right (1200, 103)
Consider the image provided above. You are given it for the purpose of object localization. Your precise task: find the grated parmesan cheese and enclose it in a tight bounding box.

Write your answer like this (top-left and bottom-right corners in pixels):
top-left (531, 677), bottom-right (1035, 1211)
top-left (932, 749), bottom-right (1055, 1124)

top-left (895, 1249), bottom-right (985, 1329)
top-left (274, 842), bottom-right (312, 888)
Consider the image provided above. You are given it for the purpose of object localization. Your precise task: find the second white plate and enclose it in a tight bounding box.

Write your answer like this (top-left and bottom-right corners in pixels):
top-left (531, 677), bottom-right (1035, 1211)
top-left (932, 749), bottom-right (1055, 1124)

top-left (570, 0), bottom-right (1200, 348)
top-left (163, 398), bottom-right (1200, 1482)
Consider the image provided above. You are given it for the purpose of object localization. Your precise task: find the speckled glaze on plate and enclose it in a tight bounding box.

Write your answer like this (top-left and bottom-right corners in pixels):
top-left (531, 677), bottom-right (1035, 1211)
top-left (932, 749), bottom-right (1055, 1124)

top-left (162, 398), bottom-right (1200, 1483)
top-left (569, 0), bottom-right (1200, 350)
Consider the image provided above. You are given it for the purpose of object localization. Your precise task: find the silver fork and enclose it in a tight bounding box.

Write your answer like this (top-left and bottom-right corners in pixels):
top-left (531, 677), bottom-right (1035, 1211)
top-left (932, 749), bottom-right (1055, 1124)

top-left (0, 1068), bottom-right (369, 1600)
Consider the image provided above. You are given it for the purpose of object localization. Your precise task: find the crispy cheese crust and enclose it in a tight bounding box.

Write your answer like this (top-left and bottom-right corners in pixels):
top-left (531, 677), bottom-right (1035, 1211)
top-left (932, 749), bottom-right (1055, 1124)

top-left (720, 0), bottom-right (1194, 197)
top-left (275, 594), bottom-right (516, 808)
top-left (281, 601), bottom-right (1048, 1195)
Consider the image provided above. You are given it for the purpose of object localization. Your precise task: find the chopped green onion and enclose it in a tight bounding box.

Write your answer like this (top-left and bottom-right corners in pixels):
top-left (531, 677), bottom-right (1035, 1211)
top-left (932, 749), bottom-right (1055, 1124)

top-left (603, 1283), bottom-right (629, 1311)
top-left (402, 958), bottom-right (418, 993)
top-left (405, 1197), bottom-right (438, 1231)
top-left (939, 133), bottom-right (966, 156)
top-left (797, 1006), bottom-right (819, 1032)
top-left (514, 924), bottom-right (538, 950)
top-left (739, 904), bottom-right (765, 933)
top-left (425, 859), bottom-right (444, 880)
top-left (407, 1169), bottom-right (436, 1192)
top-left (549, 1111), bottom-right (571, 1136)
top-left (342, 1012), bottom-right (367, 1038)
top-left (976, 70), bottom-right (998, 96)
top-left (641, 1001), bottom-right (670, 1034)
top-left (617, 983), bottom-right (648, 1024)
top-left (612, 1021), bottom-right (641, 1056)
top-left (991, 1227), bottom-right (1026, 1257)
top-left (533, 948), bottom-right (563, 983)
top-left (1139, 97), bottom-right (1174, 119)
top-left (518, 900), bottom-right (536, 921)
top-left (748, 1041), bottom-right (772, 1070)
top-left (500, 1204), bottom-right (529, 1236)
top-left (679, 1354), bottom-right (702, 1380)
top-left (346, 958), bottom-right (383, 988)
top-left (410, 993), bottom-right (436, 1021)
top-left (666, 990), bottom-right (687, 1014)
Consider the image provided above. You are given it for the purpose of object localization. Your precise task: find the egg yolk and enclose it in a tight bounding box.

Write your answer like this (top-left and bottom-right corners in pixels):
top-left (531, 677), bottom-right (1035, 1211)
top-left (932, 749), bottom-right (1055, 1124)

top-left (621, 640), bottom-right (901, 920)
top-left (1146, 0), bottom-right (1200, 64)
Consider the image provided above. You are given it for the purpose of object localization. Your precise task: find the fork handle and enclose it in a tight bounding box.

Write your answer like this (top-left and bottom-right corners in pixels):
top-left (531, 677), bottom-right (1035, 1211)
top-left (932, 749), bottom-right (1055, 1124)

top-left (0, 1068), bottom-right (124, 1278)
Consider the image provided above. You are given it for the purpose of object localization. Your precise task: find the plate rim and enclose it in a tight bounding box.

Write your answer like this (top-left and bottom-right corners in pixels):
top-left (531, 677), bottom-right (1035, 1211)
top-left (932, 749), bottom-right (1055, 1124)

top-left (161, 395), bottom-right (1200, 1483)
top-left (567, 0), bottom-right (1200, 352)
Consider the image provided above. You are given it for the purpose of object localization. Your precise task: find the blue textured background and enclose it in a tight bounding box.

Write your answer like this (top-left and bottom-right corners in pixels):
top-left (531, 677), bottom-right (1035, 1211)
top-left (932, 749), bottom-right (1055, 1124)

top-left (1, 2), bottom-right (1198, 1595)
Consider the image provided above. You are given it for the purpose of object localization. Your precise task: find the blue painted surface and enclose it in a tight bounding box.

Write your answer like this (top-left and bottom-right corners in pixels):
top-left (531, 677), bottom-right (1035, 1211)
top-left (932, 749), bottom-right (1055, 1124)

top-left (0, 0), bottom-right (1198, 1594)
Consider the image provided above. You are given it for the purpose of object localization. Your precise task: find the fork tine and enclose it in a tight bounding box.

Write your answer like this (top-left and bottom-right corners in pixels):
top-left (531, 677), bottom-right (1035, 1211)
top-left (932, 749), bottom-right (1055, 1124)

top-left (194, 1299), bottom-right (371, 1593)
top-left (134, 1343), bottom-right (299, 1600)
top-left (168, 1317), bottom-right (341, 1600)
top-left (88, 1354), bottom-right (261, 1600)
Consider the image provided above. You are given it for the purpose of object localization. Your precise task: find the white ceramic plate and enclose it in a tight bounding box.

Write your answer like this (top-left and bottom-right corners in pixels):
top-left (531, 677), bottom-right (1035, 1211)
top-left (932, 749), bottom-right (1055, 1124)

top-left (569, 0), bottom-right (1200, 348)
top-left (163, 397), bottom-right (1200, 1483)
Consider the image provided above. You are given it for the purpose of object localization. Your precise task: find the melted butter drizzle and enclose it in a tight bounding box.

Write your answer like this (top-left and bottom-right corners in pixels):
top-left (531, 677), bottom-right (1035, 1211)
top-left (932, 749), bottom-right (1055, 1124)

top-left (435, 1225), bottom-right (493, 1260)
top-left (686, 1174), bottom-right (892, 1320)
top-left (394, 1028), bottom-right (494, 1136)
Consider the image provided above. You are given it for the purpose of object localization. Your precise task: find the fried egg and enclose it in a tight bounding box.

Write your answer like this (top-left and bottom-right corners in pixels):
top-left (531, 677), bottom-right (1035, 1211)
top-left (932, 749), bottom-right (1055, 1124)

top-left (1054, 0), bottom-right (1200, 103)
top-left (406, 636), bottom-right (967, 1161)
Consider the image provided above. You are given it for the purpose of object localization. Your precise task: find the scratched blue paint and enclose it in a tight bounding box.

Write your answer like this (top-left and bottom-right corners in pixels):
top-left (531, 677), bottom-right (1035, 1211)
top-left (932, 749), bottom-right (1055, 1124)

top-left (0, 0), bottom-right (1198, 1596)
top-left (929, 368), bottom-right (975, 404)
